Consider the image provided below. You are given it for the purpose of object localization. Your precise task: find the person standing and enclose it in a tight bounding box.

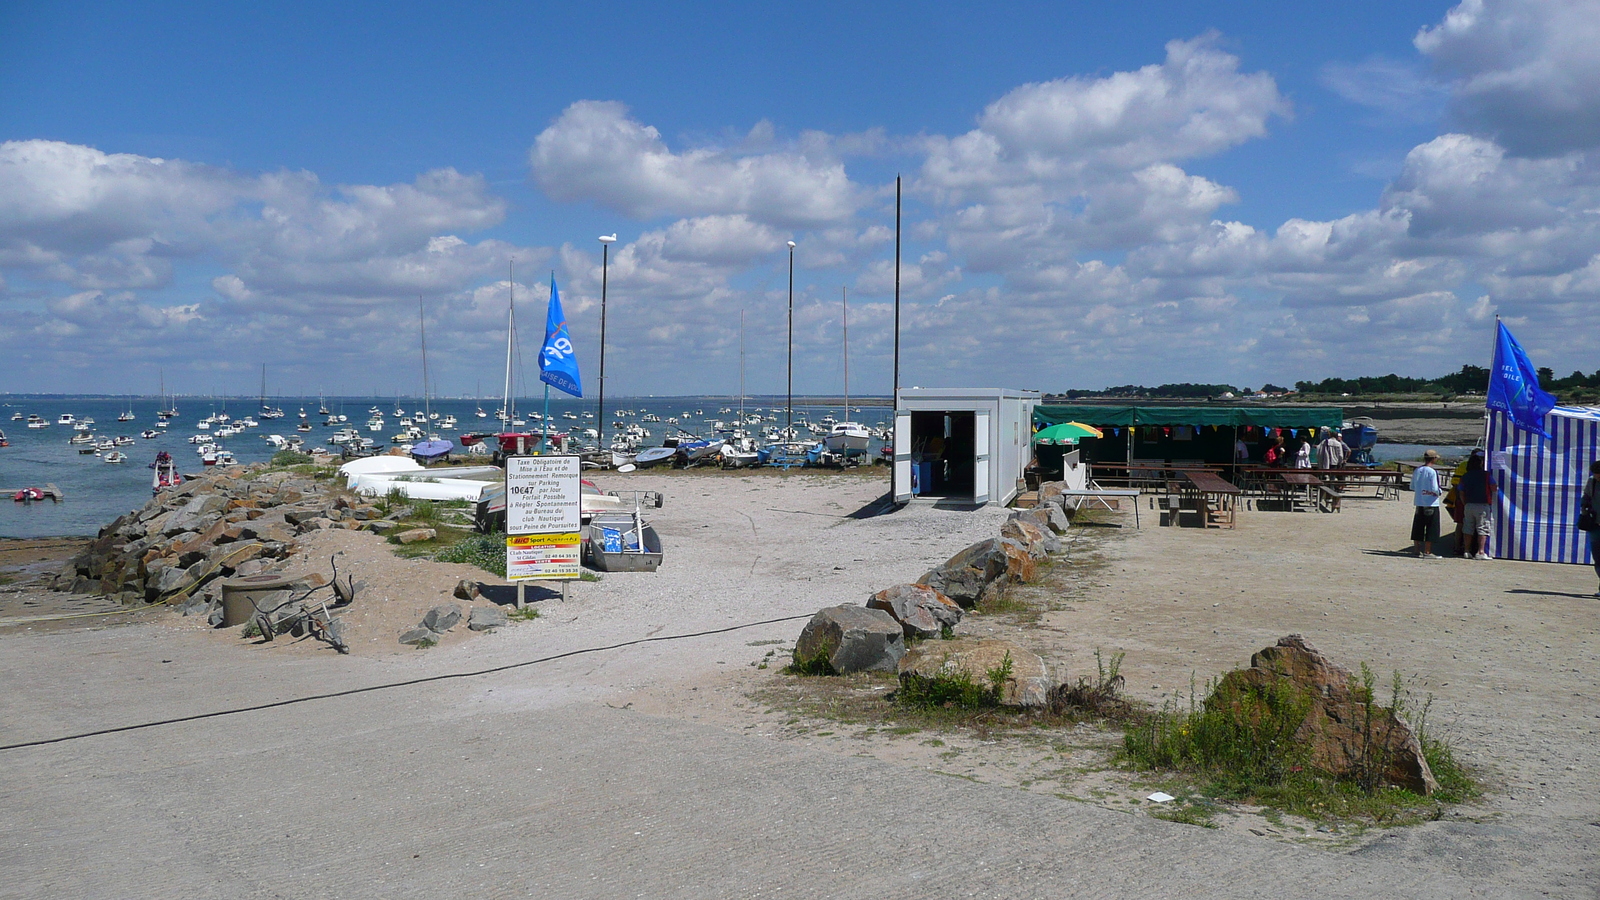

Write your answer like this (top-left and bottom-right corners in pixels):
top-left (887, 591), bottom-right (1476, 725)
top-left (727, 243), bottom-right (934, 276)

top-left (1411, 449), bottom-right (1444, 558)
top-left (1293, 438), bottom-right (1312, 469)
top-left (1265, 435), bottom-right (1287, 467)
top-left (1457, 449), bottom-right (1497, 559)
top-left (1317, 427), bottom-right (1349, 470)
top-left (1582, 460), bottom-right (1600, 596)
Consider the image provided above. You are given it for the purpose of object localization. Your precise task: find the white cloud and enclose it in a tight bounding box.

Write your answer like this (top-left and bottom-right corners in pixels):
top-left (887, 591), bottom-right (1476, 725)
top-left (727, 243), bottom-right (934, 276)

top-left (1416, 0), bottom-right (1600, 156)
top-left (1320, 57), bottom-right (1447, 123)
top-left (529, 101), bottom-right (859, 228)
top-left (921, 33), bottom-right (1287, 203)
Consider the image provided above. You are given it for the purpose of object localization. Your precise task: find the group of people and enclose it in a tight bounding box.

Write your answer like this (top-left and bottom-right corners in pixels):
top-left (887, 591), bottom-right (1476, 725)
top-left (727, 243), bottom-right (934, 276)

top-left (1415, 450), bottom-right (1600, 597)
top-left (1410, 448), bottom-right (1496, 560)
top-left (1234, 426), bottom-right (1350, 470)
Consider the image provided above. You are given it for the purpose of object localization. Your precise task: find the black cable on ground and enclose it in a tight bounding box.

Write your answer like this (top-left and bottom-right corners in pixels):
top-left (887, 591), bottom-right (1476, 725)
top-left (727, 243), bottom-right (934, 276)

top-left (0, 613), bottom-right (812, 753)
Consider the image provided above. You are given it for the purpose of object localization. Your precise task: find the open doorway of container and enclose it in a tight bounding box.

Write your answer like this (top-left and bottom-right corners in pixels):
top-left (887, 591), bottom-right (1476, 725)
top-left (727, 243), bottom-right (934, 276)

top-left (909, 410), bottom-right (975, 500)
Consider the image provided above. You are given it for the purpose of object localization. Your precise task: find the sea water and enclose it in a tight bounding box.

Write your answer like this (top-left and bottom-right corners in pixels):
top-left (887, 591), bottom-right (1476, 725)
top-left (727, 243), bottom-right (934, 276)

top-left (0, 396), bottom-right (890, 538)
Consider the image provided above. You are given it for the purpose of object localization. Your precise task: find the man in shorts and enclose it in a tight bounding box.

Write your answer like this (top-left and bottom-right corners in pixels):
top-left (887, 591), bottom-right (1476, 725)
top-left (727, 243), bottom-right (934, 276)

top-left (1457, 448), bottom-right (1496, 559)
top-left (1411, 449), bottom-right (1444, 558)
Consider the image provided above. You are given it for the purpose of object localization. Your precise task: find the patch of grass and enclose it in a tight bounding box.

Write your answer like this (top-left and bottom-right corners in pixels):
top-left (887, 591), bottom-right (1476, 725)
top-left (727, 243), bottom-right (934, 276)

top-left (896, 651), bottom-right (1013, 711)
top-left (1123, 675), bottom-right (1311, 787)
top-left (507, 606), bottom-right (541, 621)
top-left (388, 523), bottom-right (474, 557)
top-left (434, 531), bottom-right (507, 577)
top-left (787, 644), bottom-right (836, 676)
top-left (271, 450), bottom-right (313, 467)
top-left (973, 583), bottom-right (1032, 616)
top-left (1122, 669), bottom-right (1480, 827)
top-left (579, 570), bottom-right (601, 582)
top-left (1149, 803), bottom-right (1219, 828)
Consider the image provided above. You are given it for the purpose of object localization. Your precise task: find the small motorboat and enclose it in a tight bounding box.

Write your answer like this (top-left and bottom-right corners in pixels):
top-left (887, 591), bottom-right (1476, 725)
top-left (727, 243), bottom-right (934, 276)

top-left (103, 451), bottom-right (127, 464)
top-left (151, 452), bottom-right (181, 493)
top-left (140, 430), bottom-right (159, 439)
top-left (0, 429), bottom-right (8, 448)
top-left (13, 487), bottom-right (45, 502)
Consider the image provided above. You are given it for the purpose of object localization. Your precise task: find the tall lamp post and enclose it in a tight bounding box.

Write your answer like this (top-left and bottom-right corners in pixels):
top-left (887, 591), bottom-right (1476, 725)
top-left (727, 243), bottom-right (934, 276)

top-left (597, 234), bottom-right (616, 453)
top-left (786, 239), bottom-right (796, 442)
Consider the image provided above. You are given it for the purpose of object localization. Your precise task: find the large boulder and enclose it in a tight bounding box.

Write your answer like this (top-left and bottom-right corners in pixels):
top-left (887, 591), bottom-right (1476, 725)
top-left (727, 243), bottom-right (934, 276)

top-left (1010, 505), bottom-right (1070, 536)
top-left (1000, 519), bottom-right (1057, 558)
top-left (918, 538), bottom-right (1037, 607)
top-left (794, 605), bottom-right (906, 674)
top-left (898, 638), bottom-right (1052, 708)
top-left (469, 606), bottom-right (508, 631)
top-left (867, 583), bottom-right (962, 639)
top-left (1036, 481), bottom-right (1069, 510)
top-left (422, 603), bottom-right (462, 633)
top-left (1212, 635), bottom-right (1438, 795)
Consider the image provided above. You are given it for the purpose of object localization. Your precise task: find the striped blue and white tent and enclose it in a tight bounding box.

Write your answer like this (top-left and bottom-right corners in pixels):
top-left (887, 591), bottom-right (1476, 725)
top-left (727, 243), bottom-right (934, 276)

top-left (1487, 405), bottom-right (1600, 564)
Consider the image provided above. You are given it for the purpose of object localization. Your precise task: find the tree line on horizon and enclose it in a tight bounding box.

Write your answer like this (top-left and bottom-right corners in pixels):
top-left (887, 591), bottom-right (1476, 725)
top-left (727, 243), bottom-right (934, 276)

top-left (1049, 364), bottom-right (1600, 402)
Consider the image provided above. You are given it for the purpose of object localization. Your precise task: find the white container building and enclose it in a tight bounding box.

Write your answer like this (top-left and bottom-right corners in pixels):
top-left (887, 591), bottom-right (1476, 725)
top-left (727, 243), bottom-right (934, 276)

top-left (892, 387), bottom-right (1041, 506)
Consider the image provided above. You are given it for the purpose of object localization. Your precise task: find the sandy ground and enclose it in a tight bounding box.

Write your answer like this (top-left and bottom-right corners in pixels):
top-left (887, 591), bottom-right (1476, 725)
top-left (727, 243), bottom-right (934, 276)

top-left (2, 468), bottom-right (1598, 897)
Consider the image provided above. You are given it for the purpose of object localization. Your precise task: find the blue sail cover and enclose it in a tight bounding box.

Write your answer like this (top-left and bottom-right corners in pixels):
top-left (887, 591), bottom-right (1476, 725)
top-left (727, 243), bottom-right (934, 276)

top-left (539, 276), bottom-right (582, 398)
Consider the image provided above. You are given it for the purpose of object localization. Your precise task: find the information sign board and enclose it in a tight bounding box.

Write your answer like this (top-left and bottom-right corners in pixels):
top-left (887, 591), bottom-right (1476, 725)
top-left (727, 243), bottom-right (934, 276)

top-left (504, 455), bottom-right (582, 580)
top-left (505, 532), bottom-right (582, 580)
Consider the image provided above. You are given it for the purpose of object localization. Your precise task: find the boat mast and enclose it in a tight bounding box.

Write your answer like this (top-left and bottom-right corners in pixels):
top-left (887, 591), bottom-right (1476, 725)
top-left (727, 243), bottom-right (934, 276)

top-left (841, 286), bottom-right (849, 423)
top-left (503, 261), bottom-right (515, 428)
top-left (419, 295), bottom-right (431, 426)
top-left (738, 309), bottom-right (746, 433)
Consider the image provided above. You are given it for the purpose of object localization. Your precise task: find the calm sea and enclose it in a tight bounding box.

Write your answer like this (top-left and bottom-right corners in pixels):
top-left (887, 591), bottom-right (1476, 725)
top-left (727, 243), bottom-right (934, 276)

top-left (0, 396), bottom-right (890, 539)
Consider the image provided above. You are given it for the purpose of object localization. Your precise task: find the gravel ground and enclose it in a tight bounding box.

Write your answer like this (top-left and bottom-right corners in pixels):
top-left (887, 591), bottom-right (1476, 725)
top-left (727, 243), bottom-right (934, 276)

top-left (1, 469), bottom-right (1596, 898)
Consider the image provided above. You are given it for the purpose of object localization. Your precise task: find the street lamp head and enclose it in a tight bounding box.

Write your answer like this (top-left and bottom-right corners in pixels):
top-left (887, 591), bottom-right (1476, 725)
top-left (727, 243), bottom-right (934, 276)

top-left (786, 240), bottom-right (796, 249)
top-left (598, 234), bottom-right (617, 244)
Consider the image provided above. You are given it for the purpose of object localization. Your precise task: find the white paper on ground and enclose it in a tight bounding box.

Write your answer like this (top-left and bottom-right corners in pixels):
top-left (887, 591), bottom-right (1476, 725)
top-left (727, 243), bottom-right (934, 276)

top-left (1147, 792), bottom-right (1175, 803)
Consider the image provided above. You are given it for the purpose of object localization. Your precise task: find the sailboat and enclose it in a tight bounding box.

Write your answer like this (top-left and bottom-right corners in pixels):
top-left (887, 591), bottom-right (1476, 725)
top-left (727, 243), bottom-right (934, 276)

top-left (259, 365), bottom-right (286, 418)
top-left (409, 296), bottom-right (453, 462)
top-left (824, 286), bottom-right (871, 455)
top-left (117, 399), bottom-right (135, 422)
top-left (720, 310), bottom-right (760, 468)
top-left (156, 369), bottom-right (178, 419)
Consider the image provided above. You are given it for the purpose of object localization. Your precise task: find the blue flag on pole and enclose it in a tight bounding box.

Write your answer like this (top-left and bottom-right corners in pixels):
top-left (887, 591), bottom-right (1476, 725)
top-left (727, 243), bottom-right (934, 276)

top-left (1486, 320), bottom-right (1556, 438)
top-left (538, 276), bottom-right (582, 398)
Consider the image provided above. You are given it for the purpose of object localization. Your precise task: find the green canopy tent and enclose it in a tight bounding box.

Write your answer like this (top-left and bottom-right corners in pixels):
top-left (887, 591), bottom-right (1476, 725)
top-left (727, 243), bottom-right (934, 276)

top-left (1033, 404), bottom-right (1344, 470)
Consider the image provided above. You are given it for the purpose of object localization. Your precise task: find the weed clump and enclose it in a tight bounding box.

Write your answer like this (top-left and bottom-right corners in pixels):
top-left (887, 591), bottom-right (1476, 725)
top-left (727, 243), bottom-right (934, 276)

top-left (787, 644), bottom-right (836, 676)
top-left (1048, 650), bottom-right (1131, 720)
top-left (270, 450), bottom-right (313, 467)
top-left (435, 532), bottom-right (507, 577)
top-left (897, 652), bottom-right (1014, 710)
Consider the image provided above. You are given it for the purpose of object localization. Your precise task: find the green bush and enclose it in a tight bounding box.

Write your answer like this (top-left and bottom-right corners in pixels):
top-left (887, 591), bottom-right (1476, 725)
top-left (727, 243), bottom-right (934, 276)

top-left (897, 651), bottom-right (1014, 710)
top-left (1123, 675), bottom-right (1311, 787)
top-left (434, 532), bottom-right (506, 577)
top-left (271, 450), bottom-right (314, 466)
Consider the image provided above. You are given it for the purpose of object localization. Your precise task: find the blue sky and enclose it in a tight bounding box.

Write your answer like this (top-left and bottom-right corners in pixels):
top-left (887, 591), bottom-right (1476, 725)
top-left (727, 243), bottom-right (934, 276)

top-left (2, 0), bottom-right (1597, 397)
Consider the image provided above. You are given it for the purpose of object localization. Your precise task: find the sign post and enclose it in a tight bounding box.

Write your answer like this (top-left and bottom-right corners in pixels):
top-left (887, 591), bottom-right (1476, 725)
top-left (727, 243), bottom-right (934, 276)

top-left (504, 455), bottom-right (582, 606)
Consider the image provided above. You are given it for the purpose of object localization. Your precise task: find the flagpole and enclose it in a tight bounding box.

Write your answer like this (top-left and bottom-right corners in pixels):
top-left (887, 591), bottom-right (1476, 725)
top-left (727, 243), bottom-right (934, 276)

top-left (543, 272), bottom-right (553, 454)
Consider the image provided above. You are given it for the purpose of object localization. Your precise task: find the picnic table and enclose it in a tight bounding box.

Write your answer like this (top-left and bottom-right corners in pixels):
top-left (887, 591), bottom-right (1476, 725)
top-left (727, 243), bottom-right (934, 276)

top-left (1090, 462), bottom-right (1223, 493)
top-left (1181, 470), bottom-right (1241, 528)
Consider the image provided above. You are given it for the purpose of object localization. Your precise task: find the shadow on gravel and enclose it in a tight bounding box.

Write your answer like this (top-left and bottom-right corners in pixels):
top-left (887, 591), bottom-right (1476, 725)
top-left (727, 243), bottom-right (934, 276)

top-left (844, 493), bottom-right (900, 519)
top-left (1504, 588), bottom-right (1598, 600)
top-left (475, 584), bottom-right (562, 606)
